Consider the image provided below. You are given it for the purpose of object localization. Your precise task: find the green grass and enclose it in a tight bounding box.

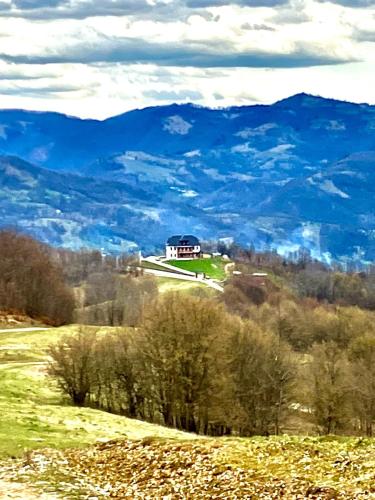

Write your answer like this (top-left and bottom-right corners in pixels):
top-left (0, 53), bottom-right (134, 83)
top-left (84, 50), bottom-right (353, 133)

top-left (0, 326), bottom-right (194, 459)
top-left (167, 257), bottom-right (228, 280)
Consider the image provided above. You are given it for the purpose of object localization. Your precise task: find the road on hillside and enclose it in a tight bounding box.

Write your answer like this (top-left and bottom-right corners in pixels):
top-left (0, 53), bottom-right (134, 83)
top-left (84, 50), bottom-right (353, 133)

top-left (0, 327), bottom-right (50, 334)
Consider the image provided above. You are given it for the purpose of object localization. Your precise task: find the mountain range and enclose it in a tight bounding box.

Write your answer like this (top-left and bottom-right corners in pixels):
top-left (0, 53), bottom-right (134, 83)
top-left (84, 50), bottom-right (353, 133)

top-left (0, 92), bottom-right (374, 263)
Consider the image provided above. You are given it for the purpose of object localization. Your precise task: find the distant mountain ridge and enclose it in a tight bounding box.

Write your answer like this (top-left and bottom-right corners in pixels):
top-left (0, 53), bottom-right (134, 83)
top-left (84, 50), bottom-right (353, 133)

top-left (0, 93), bottom-right (374, 263)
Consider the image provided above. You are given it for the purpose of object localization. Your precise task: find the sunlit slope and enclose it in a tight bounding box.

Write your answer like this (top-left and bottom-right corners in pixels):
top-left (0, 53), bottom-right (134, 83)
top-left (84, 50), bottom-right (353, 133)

top-left (0, 326), bottom-right (194, 459)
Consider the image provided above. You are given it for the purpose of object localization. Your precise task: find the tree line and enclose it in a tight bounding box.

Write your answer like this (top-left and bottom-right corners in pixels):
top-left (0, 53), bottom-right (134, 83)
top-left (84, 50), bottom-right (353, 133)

top-left (2, 229), bottom-right (374, 326)
top-left (0, 230), bottom-right (149, 326)
top-left (49, 292), bottom-right (375, 437)
top-left (222, 242), bottom-right (375, 310)
top-left (0, 230), bottom-right (74, 325)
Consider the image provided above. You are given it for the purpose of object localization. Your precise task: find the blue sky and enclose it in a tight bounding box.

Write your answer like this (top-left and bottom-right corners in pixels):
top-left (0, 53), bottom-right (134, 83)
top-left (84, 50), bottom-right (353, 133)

top-left (0, 0), bottom-right (374, 117)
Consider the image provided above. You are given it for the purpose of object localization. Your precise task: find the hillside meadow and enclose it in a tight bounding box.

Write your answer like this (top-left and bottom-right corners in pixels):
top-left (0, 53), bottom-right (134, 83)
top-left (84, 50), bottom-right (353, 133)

top-left (0, 326), bottom-right (194, 460)
top-left (0, 325), bottom-right (374, 498)
top-left (166, 257), bottom-right (228, 280)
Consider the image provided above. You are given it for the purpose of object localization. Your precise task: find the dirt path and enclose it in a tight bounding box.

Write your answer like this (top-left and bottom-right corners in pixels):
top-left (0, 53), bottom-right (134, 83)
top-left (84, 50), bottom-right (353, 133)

top-left (0, 479), bottom-right (57, 499)
top-left (0, 328), bottom-right (50, 334)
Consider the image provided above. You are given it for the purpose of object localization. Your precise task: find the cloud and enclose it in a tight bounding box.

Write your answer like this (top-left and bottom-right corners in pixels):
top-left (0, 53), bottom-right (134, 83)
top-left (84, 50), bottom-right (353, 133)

top-left (0, 0), bottom-right (293, 21)
top-left (270, 0), bottom-right (311, 23)
top-left (316, 0), bottom-right (375, 7)
top-left (186, 0), bottom-right (288, 6)
top-left (353, 28), bottom-right (375, 42)
top-left (13, 0), bottom-right (64, 9)
top-left (0, 82), bottom-right (89, 98)
top-left (143, 89), bottom-right (203, 100)
top-left (0, 0), bottom-right (372, 118)
top-left (0, 63), bottom-right (59, 81)
top-left (0, 0), bottom-right (373, 24)
top-left (0, 71), bottom-right (51, 80)
top-left (0, 0), bottom-right (159, 20)
top-left (0, 36), bottom-right (355, 68)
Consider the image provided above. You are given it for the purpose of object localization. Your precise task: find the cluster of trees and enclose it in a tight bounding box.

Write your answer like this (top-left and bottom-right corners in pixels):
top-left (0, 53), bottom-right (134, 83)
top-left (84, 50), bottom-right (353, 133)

top-left (0, 231), bottom-right (74, 325)
top-left (54, 248), bottom-right (134, 286)
top-left (294, 269), bottom-right (375, 309)
top-left (49, 293), bottom-right (294, 436)
top-left (222, 273), bottom-right (375, 436)
top-left (220, 242), bottom-right (375, 310)
top-left (0, 230), bottom-right (155, 326)
top-left (53, 247), bottom-right (156, 327)
top-left (78, 273), bottom-right (158, 326)
top-left (306, 338), bottom-right (375, 435)
top-left (48, 292), bottom-right (375, 437)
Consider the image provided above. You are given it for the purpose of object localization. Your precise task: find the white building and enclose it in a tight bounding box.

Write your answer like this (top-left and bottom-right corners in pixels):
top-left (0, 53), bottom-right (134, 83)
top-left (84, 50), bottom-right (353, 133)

top-left (166, 235), bottom-right (201, 260)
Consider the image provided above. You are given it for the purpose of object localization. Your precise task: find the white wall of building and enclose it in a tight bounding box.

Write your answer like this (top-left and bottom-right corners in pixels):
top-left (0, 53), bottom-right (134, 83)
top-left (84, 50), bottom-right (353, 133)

top-left (166, 245), bottom-right (201, 259)
top-left (166, 245), bottom-right (178, 259)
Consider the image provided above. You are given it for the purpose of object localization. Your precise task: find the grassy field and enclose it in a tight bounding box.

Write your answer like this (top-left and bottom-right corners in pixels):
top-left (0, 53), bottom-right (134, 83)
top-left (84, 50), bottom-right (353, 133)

top-left (156, 277), bottom-right (214, 295)
top-left (167, 257), bottom-right (228, 280)
top-left (0, 326), bottom-right (193, 460)
top-left (1, 325), bottom-right (375, 498)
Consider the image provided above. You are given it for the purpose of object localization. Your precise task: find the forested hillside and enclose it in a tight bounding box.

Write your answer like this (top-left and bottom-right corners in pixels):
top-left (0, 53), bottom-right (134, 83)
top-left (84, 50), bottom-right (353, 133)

top-left (0, 94), bottom-right (375, 262)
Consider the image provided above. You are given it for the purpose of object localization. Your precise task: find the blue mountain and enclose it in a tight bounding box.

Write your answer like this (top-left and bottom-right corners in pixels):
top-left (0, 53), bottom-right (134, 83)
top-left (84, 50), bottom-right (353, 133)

top-left (0, 93), bottom-right (374, 263)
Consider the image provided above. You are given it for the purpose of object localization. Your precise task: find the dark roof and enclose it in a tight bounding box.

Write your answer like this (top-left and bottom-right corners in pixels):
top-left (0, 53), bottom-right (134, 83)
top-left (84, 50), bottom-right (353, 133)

top-left (167, 235), bottom-right (200, 246)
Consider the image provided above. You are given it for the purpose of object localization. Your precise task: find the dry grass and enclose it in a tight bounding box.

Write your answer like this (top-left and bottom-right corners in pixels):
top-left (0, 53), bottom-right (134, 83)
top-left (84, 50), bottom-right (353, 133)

top-left (4, 436), bottom-right (375, 499)
top-left (0, 326), bottom-right (193, 459)
top-left (1, 325), bottom-right (374, 499)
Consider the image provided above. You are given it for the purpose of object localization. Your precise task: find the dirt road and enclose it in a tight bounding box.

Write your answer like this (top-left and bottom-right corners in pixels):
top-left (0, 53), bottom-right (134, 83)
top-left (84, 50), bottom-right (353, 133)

top-left (0, 328), bottom-right (50, 334)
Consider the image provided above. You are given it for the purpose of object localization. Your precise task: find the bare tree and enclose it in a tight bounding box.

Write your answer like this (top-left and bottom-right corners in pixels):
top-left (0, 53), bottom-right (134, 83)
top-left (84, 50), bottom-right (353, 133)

top-left (348, 334), bottom-right (375, 436)
top-left (138, 292), bottom-right (231, 433)
top-left (48, 328), bottom-right (98, 405)
top-left (0, 230), bottom-right (74, 325)
top-left (307, 342), bottom-right (352, 434)
top-left (230, 320), bottom-right (295, 435)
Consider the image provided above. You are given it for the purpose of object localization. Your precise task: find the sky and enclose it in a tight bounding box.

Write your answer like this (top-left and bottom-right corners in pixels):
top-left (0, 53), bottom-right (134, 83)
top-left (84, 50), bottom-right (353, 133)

top-left (0, 0), bottom-right (374, 118)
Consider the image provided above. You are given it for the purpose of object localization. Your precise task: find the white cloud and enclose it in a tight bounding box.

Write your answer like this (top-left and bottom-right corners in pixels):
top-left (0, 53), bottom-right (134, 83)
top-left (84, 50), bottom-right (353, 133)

top-left (184, 149), bottom-right (201, 157)
top-left (0, 0), bottom-right (372, 117)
